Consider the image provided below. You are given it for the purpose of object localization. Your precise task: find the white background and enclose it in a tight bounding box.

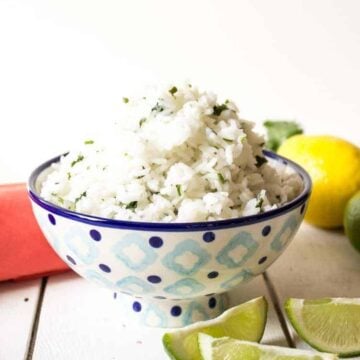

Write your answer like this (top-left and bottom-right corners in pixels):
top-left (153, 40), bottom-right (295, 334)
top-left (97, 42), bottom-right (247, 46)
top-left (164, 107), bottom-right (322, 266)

top-left (0, 0), bottom-right (359, 183)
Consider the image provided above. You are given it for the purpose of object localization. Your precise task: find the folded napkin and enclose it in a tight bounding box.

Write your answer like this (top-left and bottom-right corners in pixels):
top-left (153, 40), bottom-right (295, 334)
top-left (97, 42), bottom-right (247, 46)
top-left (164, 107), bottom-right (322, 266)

top-left (0, 183), bottom-right (70, 282)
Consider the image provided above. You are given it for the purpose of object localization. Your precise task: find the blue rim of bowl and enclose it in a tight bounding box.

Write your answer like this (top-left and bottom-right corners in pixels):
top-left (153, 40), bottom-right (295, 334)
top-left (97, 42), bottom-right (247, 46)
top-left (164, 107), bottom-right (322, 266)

top-left (28, 150), bottom-right (312, 232)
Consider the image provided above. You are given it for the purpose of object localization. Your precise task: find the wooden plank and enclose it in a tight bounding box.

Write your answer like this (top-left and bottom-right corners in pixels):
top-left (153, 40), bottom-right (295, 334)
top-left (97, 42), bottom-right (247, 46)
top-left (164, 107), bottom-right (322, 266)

top-left (267, 223), bottom-right (360, 357)
top-left (32, 271), bottom-right (287, 359)
top-left (0, 279), bottom-right (42, 360)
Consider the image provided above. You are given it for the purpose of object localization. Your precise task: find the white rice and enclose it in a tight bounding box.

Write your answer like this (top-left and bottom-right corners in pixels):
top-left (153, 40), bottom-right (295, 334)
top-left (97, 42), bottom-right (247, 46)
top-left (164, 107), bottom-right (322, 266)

top-left (40, 83), bottom-right (303, 222)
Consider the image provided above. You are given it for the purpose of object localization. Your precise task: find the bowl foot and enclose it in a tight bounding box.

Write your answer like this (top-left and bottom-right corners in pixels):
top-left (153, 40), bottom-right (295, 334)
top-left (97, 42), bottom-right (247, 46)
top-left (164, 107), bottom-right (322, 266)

top-left (113, 291), bottom-right (229, 328)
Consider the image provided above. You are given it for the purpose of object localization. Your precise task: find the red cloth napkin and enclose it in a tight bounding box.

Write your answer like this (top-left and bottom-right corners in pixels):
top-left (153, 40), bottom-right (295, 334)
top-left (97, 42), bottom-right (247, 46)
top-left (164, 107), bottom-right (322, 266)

top-left (0, 183), bottom-right (70, 282)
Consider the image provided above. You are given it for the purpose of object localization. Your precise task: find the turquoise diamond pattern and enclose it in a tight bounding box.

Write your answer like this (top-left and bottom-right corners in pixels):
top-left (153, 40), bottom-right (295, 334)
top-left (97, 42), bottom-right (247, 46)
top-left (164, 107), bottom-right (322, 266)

top-left (142, 304), bottom-right (168, 327)
top-left (116, 276), bottom-right (155, 294)
top-left (216, 232), bottom-right (258, 268)
top-left (112, 233), bottom-right (158, 271)
top-left (64, 227), bottom-right (99, 265)
top-left (84, 269), bottom-right (114, 288)
top-left (182, 301), bottom-right (210, 325)
top-left (162, 239), bottom-right (211, 275)
top-left (221, 269), bottom-right (253, 290)
top-left (164, 278), bottom-right (205, 296)
top-left (271, 215), bottom-right (298, 252)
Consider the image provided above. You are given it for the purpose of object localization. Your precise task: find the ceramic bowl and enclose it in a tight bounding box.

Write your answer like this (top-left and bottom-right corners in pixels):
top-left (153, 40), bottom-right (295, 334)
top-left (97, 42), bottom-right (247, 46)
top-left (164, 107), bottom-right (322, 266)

top-left (28, 150), bottom-right (311, 328)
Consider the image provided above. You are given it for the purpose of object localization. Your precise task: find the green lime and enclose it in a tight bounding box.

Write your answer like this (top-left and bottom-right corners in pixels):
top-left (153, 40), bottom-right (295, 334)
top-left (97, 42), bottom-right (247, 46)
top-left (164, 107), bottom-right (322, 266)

top-left (163, 297), bottom-right (267, 360)
top-left (197, 333), bottom-right (337, 359)
top-left (285, 298), bottom-right (360, 357)
top-left (344, 190), bottom-right (360, 252)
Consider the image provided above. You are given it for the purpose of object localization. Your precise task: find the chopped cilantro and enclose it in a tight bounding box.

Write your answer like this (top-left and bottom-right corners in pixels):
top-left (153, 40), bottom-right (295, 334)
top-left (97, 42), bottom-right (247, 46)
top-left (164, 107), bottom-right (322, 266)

top-left (263, 120), bottom-right (303, 152)
top-left (176, 184), bottom-right (182, 196)
top-left (136, 175), bottom-right (145, 179)
top-left (122, 97), bottom-right (129, 103)
top-left (256, 197), bottom-right (264, 209)
top-left (67, 172), bottom-right (71, 180)
top-left (151, 102), bottom-right (164, 113)
top-left (169, 86), bottom-right (178, 96)
top-left (139, 118), bottom-right (147, 127)
top-left (213, 103), bottom-right (228, 116)
top-left (239, 135), bottom-right (247, 143)
top-left (223, 138), bottom-right (233, 144)
top-left (125, 201), bottom-right (138, 210)
top-left (74, 191), bottom-right (87, 204)
top-left (71, 154), bottom-right (84, 167)
top-left (217, 173), bottom-right (226, 184)
top-left (84, 140), bottom-right (94, 145)
top-left (255, 155), bottom-right (268, 167)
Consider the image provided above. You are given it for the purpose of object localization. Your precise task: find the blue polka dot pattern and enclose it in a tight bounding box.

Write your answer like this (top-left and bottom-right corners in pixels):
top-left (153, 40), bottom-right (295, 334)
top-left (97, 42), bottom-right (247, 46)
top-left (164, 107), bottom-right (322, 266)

top-left (113, 292), bottom-right (117, 299)
top-left (171, 305), bottom-right (182, 317)
top-left (66, 255), bottom-right (76, 265)
top-left (147, 275), bottom-right (162, 284)
top-left (32, 172), bottom-right (307, 328)
top-left (99, 263), bottom-right (111, 273)
top-left (208, 297), bottom-right (217, 309)
top-left (90, 229), bottom-right (101, 241)
top-left (203, 231), bottom-right (215, 243)
top-left (207, 271), bottom-right (219, 279)
top-left (149, 236), bottom-right (163, 248)
top-left (262, 225), bottom-right (271, 236)
top-left (258, 256), bottom-right (267, 265)
top-left (48, 214), bottom-right (56, 225)
top-left (133, 301), bottom-right (142, 312)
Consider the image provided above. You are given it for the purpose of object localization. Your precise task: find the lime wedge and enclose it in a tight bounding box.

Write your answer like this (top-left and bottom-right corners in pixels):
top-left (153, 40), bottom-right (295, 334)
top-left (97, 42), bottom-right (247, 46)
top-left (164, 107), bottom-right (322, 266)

top-left (163, 297), bottom-right (267, 360)
top-left (285, 298), bottom-right (360, 357)
top-left (197, 333), bottom-right (338, 360)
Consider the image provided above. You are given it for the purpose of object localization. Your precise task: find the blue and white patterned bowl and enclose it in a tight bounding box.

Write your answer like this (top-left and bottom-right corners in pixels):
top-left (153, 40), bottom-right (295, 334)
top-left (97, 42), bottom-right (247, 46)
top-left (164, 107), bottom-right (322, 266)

top-left (28, 150), bottom-right (311, 328)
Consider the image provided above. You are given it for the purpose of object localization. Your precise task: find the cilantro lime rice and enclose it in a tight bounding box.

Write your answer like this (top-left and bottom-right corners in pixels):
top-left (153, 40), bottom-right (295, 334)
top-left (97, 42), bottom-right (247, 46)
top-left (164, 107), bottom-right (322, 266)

top-left (40, 83), bottom-right (303, 222)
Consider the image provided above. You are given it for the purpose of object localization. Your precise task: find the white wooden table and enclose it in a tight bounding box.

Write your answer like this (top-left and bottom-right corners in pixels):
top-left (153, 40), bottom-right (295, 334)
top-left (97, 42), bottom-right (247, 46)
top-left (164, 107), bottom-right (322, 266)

top-left (1, 223), bottom-right (359, 360)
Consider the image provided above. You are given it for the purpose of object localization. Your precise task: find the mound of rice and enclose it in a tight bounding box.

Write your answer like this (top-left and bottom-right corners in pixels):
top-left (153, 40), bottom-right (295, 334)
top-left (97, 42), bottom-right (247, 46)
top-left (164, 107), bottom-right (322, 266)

top-left (40, 83), bottom-right (303, 222)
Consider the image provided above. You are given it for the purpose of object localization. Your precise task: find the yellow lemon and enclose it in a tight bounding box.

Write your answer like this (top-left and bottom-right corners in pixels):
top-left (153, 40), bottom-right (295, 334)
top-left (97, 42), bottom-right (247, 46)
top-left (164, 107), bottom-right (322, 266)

top-left (278, 135), bottom-right (360, 228)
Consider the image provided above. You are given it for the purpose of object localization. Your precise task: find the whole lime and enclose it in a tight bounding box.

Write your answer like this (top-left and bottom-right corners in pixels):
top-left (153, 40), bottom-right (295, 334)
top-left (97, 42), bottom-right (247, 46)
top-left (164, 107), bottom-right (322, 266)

top-left (344, 191), bottom-right (360, 253)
